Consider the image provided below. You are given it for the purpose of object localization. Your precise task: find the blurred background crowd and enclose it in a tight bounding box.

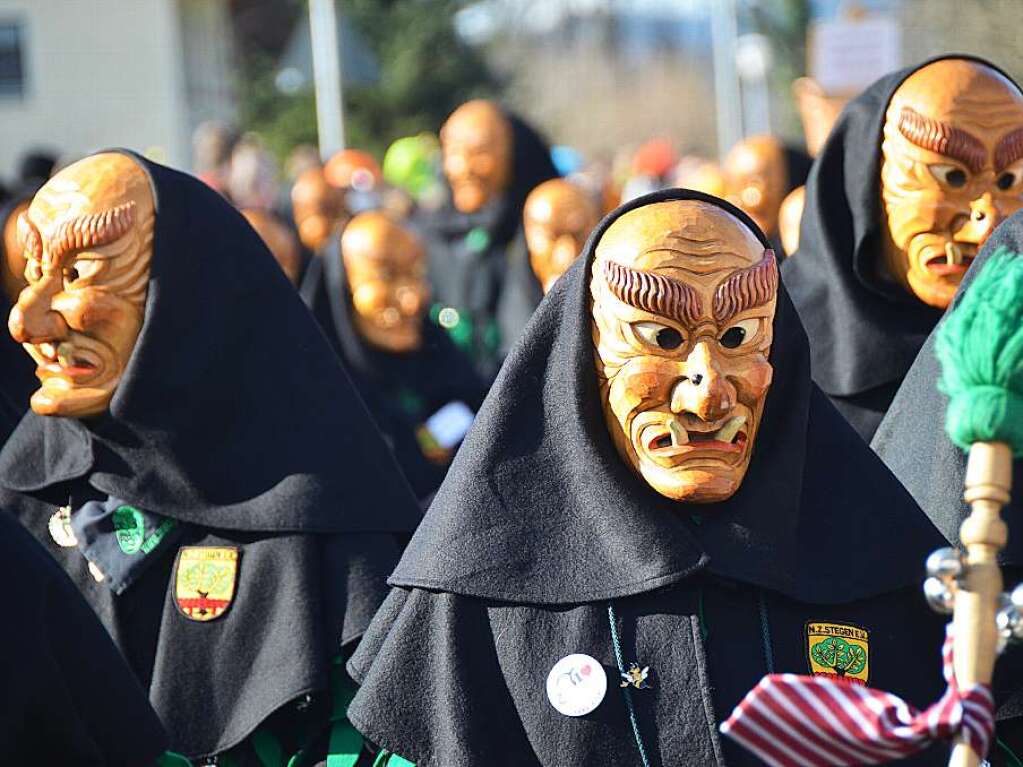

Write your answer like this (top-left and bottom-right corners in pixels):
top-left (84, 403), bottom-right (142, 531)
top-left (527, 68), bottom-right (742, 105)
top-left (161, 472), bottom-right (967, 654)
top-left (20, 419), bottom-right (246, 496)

top-left (3, 0), bottom-right (1021, 219)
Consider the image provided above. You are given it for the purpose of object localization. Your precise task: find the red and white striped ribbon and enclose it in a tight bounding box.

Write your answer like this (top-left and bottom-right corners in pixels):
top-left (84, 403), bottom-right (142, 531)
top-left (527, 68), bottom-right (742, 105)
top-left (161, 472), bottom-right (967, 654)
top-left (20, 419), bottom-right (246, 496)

top-left (719, 625), bottom-right (994, 766)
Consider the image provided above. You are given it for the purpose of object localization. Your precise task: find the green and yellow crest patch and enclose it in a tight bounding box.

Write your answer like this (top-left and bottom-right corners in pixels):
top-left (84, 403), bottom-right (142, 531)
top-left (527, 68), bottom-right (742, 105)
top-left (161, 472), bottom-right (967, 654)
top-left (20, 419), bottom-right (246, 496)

top-left (174, 546), bottom-right (239, 622)
top-left (806, 622), bottom-right (869, 684)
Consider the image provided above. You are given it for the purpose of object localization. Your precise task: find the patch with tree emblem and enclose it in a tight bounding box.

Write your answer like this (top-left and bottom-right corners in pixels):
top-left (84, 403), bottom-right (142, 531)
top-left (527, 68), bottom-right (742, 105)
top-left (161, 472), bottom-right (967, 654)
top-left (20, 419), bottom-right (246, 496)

top-left (174, 547), bottom-right (239, 622)
top-left (805, 622), bottom-right (869, 685)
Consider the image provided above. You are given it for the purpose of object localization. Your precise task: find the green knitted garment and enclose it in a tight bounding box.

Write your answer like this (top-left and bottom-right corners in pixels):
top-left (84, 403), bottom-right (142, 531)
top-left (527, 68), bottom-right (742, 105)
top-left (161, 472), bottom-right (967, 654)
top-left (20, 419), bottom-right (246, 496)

top-left (937, 247), bottom-right (1023, 456)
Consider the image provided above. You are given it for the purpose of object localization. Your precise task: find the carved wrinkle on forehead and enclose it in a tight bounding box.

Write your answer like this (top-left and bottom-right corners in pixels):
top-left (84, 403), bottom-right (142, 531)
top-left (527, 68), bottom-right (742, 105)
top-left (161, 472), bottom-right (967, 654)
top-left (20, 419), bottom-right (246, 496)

top-left (897, 106), bottom-right (986, 172)
top-left (46, 202), bottom-right (137, 263)
top-left (602, 259), bottom-right (702, 325)
top-left (17, 213), bottom-right (42, 260)
top-left (713, 250), bottom-right (778, 322)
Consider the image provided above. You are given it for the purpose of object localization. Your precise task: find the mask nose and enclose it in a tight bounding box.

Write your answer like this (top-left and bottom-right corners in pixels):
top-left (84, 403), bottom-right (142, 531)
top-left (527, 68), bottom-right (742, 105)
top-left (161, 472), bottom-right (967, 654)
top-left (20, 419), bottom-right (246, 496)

top-left (669, 340), bottom-right (737, 422)
top-left (956, 192), bottom-right (1004, 245)
top-left (8, 276), bottom-right (67, 345)
top-left (444, 152), bottom-right (467, 178)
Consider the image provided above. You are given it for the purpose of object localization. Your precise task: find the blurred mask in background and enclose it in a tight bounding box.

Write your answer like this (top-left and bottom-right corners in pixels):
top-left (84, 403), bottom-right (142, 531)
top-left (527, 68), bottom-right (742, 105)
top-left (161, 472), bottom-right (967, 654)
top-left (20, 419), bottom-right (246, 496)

top-left (325, 149), bottom-right (383, 216)
top-left (341, 211), bottom-right (430, 353)
top-left (440, 100), bottom-right (513, 214)
top-left (792, 77), bottom-right (849, 158)
top-left (723, 135), bottom-right (788, 239)
top-left (241, 208), bottom-right (302, 285)
top-left (523, 179), bottom-right (599, 294)
top-left (1, 200), bottom-right (31, 303)
top-left (291, 167), bottom-right (346, 252)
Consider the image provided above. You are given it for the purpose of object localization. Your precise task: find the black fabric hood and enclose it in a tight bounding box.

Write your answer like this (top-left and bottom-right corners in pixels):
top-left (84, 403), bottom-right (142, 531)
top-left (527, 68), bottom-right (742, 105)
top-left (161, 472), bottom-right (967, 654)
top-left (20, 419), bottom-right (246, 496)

top-left (0, 150), bottom-right (421, 534)
top-left (389, 188), bottom-right (945, 605)
top-left (872, 210), bottom-right (1023, 564)
top-left (782, 54), bottom-right (1016, 397)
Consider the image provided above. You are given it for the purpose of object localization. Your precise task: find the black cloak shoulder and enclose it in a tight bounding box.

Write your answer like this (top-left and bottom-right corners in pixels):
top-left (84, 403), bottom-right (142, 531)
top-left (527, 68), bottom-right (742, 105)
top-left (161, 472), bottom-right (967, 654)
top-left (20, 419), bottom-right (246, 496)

top-left (781, 55), bottom-right (1017, 441)
top-left (0, 508), bottom-right (169, 765)
top-left (872, 209), bottom-right (1023, 565)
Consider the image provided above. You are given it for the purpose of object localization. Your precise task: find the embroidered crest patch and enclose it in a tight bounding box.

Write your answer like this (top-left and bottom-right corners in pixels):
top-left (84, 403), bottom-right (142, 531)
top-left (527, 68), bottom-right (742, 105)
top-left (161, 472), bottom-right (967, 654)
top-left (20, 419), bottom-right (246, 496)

top-left (174, 547), bottom-right (239, 622)
top-left (806, 622), bottom-right (869, 684)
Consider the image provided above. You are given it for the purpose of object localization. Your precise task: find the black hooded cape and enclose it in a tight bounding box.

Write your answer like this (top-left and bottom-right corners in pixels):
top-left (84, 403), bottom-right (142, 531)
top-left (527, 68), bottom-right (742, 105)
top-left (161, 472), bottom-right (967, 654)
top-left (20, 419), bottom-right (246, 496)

top-left (345, 189), bottom-right (958, 767)
top-left (0, 507), bottom-right (169, 765)
top-left (0, 151), bottom-right (421, 760)
top-left (303, 234), bottom-right (487, 502)
top-left (781, 54), bottom-right (1016, 442)
top-left (420, 109), bottom-right (559, 381)
top-left (872, 209), bottom-right (1023, 734)
top-left (872, 211), bottom-right (1023, 565)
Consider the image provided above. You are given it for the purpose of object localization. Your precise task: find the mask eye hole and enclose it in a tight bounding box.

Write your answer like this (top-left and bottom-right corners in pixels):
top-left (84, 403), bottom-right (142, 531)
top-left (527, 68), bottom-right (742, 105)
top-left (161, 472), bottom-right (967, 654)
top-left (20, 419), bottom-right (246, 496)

top-left (997, 171), bottom-right (1017, 191)
top-left (62, 259), bottom-right (100, 289)
top-left (929, 164), bottom-right (967, 189)
top-left (719, 318), bottom-right (761, 349)
top-left (632, 321), bottom-right (684, 351)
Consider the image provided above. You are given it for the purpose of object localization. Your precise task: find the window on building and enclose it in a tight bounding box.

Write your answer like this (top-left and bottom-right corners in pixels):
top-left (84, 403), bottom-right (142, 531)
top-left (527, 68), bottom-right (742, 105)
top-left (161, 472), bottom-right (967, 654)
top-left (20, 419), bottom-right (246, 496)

top-left (0, 22), bottom-right (25, 99)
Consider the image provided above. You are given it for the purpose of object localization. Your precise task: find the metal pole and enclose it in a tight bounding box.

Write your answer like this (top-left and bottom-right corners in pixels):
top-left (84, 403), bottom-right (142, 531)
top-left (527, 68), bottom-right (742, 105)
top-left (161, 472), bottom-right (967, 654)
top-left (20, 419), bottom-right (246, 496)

top-left (710, 0), bottom-right (742, 160)
top-left (309, 0), bottom-right (345, 158)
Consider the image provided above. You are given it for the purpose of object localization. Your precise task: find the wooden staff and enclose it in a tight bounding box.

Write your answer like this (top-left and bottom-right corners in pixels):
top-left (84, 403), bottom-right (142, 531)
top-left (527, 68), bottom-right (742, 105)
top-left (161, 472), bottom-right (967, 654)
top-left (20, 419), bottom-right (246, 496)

top-left (950, 442), bottom-right (1012, 767)
top-left (934, 248), bottom-right (1023, 766)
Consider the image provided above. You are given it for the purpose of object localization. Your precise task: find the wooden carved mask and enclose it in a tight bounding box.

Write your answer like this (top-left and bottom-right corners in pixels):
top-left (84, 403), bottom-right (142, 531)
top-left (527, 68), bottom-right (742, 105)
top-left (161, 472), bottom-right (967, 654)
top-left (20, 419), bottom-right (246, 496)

top-left (881, 58), bottom-right (1023, 309)
top-left (1, 200), bottom-right (30, 304)
top-left (241, 208), bottom-right (302, 286)
top-left (591, 200), bottom-right (777, 503)
top-left (441, 100), bottom-right (513, 214)
top-left (524, 179), bottom-right (599, 294)
top-left (341, 211), bottom-right (429, 353)
top-left (723, 135), bottom-right (788, 238)
top-left (291, 167), bottom-right (346, 252)
top-left (8, 152), bottom-right (155, 418)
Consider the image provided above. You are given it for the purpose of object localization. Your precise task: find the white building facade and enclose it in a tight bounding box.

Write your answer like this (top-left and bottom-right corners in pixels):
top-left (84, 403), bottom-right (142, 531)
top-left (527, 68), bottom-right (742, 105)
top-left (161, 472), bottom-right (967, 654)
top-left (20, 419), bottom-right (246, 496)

top-left (0, 0), bottom-right (236, 179)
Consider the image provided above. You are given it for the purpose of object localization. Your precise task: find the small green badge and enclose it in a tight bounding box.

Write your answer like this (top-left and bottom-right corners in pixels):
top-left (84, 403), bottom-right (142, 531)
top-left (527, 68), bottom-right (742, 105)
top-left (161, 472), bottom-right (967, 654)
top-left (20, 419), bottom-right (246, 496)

top-left (113, 505), bottom-right (146, 554)
top-left (465, 226), bottom-right (490, 253)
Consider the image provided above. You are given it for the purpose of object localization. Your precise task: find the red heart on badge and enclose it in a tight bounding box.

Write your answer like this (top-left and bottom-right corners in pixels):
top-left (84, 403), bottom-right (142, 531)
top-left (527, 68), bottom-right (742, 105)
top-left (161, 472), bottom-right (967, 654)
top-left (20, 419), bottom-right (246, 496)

top-left (580, 664), bottom-right (591, 676)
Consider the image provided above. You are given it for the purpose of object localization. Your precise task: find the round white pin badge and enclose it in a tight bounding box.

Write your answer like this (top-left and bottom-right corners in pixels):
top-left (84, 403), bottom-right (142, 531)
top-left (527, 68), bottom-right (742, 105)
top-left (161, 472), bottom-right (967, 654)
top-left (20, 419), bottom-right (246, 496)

top-left (48, 508), bottom-right (78, 548)
top-left (546, 653), bottom-right (608, 717)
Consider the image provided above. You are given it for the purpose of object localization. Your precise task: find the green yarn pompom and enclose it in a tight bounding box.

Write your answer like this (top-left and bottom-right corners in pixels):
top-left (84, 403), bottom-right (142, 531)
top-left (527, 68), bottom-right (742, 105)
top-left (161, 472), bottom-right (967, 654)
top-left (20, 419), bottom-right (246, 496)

top-left (936, 247), bottom-right (1023, 456)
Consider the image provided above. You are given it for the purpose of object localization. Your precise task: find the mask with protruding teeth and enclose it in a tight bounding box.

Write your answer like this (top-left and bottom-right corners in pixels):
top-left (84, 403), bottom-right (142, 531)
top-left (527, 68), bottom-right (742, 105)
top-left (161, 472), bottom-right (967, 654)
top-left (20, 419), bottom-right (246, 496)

top-left (660, 414), bottom-right (747, 447)
top-left (714, 415), bottom-right (746, 443)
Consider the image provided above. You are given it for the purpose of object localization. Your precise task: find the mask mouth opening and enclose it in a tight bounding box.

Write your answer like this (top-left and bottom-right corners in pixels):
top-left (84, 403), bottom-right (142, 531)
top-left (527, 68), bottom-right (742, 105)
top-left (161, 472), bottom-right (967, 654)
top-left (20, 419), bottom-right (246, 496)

top-left (643, 414), bottom-right (748, 455)
top-left (923, 242), bottom-right (974, 275)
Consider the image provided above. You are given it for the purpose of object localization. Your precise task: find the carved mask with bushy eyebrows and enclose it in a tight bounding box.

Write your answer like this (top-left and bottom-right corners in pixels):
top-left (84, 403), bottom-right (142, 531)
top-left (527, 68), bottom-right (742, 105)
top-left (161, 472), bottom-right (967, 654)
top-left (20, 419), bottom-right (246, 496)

top-left (881, 58), bottom-right (1023, 309)
top-left (591, 199), bottom-right (777, 503)
top-left (8, 152), bottom-right (155, 418)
